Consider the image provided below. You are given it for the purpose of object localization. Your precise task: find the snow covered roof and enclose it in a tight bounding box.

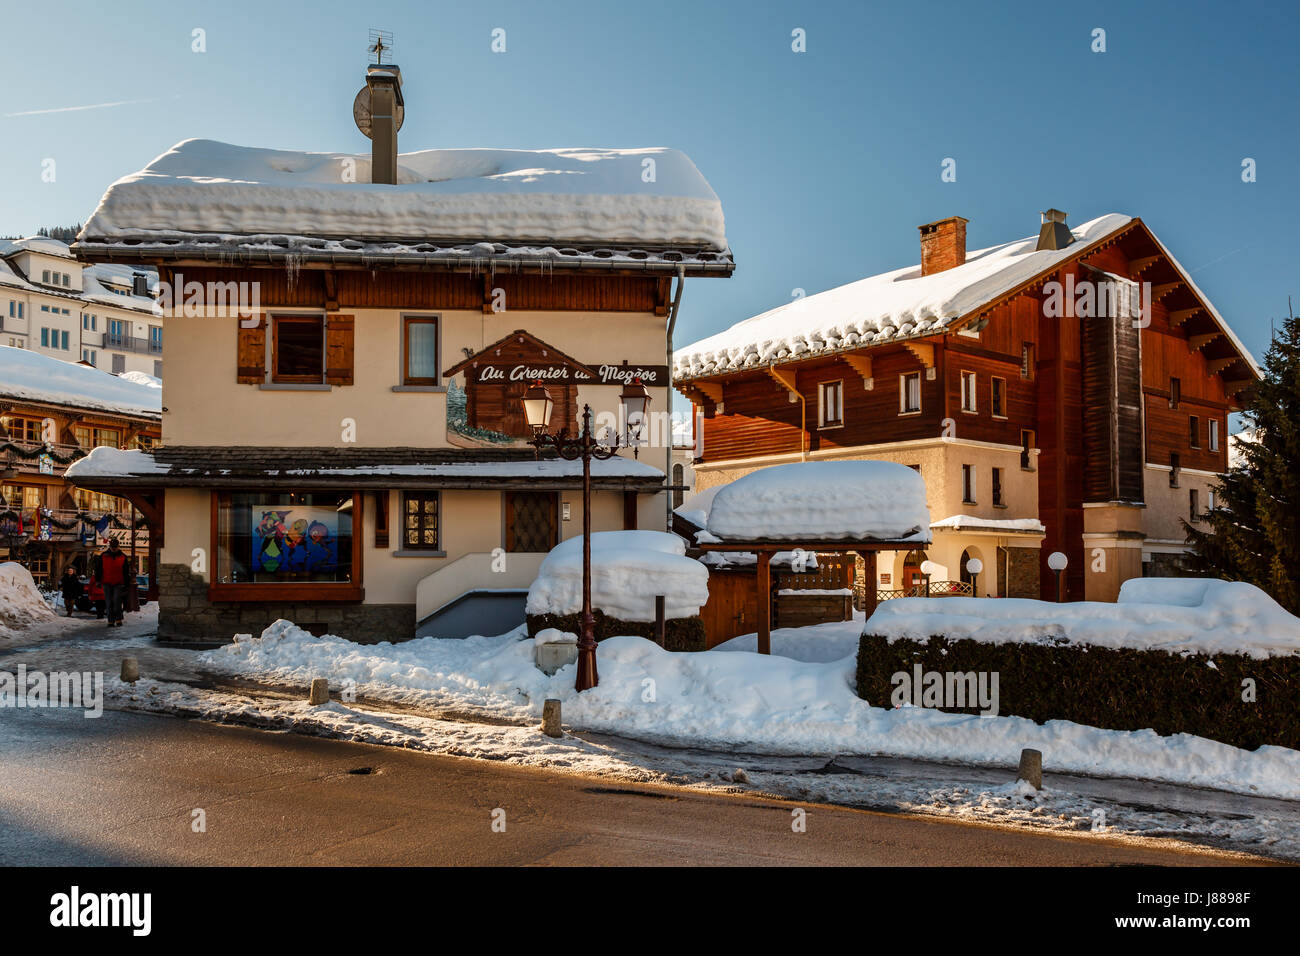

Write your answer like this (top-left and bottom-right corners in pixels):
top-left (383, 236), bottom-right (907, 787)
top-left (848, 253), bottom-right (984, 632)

top-left (77, 140), bottom-right (732, 273)
top-left (68, 444), bottom-right (664, 490)
top-left (930, 515), bottom-right (1045, 534)
top-left (79, 264), bottom-right (161, 315)
top-left (0, 345), bottom-right (162, 418)
top-left (704, 460), bottom-right (930, 543)
top-left (675, 214), bottom-right (1133, 379)
top-left (0, 236), bottom-right (76, 259)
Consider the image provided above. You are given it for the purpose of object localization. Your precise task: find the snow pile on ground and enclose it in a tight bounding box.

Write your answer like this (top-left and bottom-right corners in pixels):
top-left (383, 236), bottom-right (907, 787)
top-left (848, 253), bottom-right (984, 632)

top-left (674, 214), bottom-right (1131, 377)
top-left (202, 618), bottom-right (1300, 800)
top-left (0, 346), bottom-right (162, 417)
top-left (674, 483), bottom-right (723, 529)
top-left (0, 562), bottom-right (56, 637)
top-left (526, 530), bottom-right (708, 622)
top-left (705, 460), bottom-right (930, 542)
top-left (66, 447), bottom-right (170, 478)
top-left (867, 580), bottom-right (1300, 658)
top-left (82, 139), bottom-right (729, 250)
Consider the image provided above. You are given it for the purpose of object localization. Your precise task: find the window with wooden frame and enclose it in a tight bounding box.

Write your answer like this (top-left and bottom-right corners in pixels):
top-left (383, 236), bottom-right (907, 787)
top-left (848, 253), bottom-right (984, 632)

top-left (1189, 488), bottom-right (1199, 521)
top-left (818, 380), bottom-right (843, 427)
top-left (73, 425), bottom-right (120, 449)
top-left (1020, 343), bottom-right (1035, 380)
top-left (991, 376), bottom-right (1007, 418)
top-left (401, 492), bottom-right (440, 550)
top-left (1209, 419), bottom-right (1220, 452)
top-left (373, 491), bottom-right (390, 548)
top-left (992, 467), bottom-right (1005, 507)
top-left (1169, 377), bottom-right (1181, 409)
top-left (1, 416), bottom-right (43, 443)
top-left (272, 315), bottom-right (326, 384)
top-left (1169, 452), bottom-right (1181, 488)
top-left (960, 370), bottom-right (977, 412)
top-left (1020, 429), bottom-right (1035, 470)
top-left (961, 464), bottom-right (976, 504)
top-left (899, 372), bottom-right (922, 414)
top-left (402, 316), bottom-right (440, 386)
top-left (1189, 415), bottom-right (1200, 448)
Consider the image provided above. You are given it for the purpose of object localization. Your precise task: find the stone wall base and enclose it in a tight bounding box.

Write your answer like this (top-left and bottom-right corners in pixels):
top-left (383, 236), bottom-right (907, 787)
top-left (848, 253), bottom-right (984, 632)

top-left (156, 563), bottom-right (415, 644)
top-left (1001, 546), bottom-right (1040, 599)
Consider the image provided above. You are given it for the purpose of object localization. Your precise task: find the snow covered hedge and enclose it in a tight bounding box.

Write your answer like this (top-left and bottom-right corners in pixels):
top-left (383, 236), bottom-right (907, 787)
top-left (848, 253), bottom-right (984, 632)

top-left (856, 581), bottom-right (1300, 751)
top-left (525, 531), bottom-right (709, 652)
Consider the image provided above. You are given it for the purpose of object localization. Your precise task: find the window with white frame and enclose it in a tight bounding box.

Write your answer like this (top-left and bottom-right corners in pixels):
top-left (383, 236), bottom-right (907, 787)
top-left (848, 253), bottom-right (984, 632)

top-left (819, 380), bottom-right (843, 427)
top-left (960, 370), bottom-right (977, 412)
top-left (899, 372), bottom-right (922, 414)
top-left (1209, 419), bottom-right (1220, 452)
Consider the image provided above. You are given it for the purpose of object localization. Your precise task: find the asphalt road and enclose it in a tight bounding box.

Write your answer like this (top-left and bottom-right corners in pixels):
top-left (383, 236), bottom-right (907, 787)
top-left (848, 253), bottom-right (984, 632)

top-left (0, 707), bottom-right (1266, 866)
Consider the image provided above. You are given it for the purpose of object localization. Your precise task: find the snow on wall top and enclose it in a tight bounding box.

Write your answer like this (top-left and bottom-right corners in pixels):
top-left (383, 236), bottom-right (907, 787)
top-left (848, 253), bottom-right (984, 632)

top-left (705, 460), bottom-right (930, 542)
top-left (81, 139), bottom-right (729, 250)
top-left (0, 346), bottom-right (162, 418)
top-left (674, 214), bottom-right (1133, 379)
top-left (869, 579), bottom-right (1300, 659)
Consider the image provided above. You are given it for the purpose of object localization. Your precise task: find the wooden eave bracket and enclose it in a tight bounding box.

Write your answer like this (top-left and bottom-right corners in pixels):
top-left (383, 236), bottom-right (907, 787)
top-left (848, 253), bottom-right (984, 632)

top-left (1128, 255), bottom-right (1160, 274)
top-left (1223, 379), bottom-right (1253, 395)
top-left (1152, 281), bottom-right (1182, 300)
top-left (1189, 332), bottom-right (1223, 351)
top-left (693, 381), bottom-right (724, 405)
top-left (841, 353), bottom-right (874, 390)
top-left (903, 341), bottom-right (936, 378)
top-left (1168, 308), bottom-right (1200, 327)
top-left (1206, 356), bottom-right (1238, 374)
top-left (323, 271), bottom-right (339, 312)
top-left (767, 366), bottom-right (800, 401)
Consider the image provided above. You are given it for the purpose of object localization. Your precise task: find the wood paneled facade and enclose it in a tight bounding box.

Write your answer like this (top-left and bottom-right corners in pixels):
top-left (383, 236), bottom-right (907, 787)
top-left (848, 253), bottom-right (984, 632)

top-left (680, 219), bottom-right (1254, 602)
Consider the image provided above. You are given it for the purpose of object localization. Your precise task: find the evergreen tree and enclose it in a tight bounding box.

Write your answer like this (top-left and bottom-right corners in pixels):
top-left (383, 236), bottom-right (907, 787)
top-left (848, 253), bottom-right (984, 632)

top-left (1184, 305), bottom-right (1300, 612)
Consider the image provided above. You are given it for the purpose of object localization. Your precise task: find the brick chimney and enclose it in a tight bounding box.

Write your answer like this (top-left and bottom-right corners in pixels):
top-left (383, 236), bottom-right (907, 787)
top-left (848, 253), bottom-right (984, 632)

top-left (918, 216), bottom-right (968, 275)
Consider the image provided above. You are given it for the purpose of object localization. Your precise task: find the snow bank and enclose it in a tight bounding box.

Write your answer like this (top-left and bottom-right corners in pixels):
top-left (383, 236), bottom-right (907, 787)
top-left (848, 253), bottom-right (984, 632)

top-left (204, 619), bottom-right (1300, 799)
top-left (706, 460), bottom-right (929, 542)
top-left (0, 346), bottom-right (162, 418)
top-left (673, 483), bottom-right (722, 529)
top-left (82, 139), bottom-right (729, 250)
top-left (526, 530), bottom-right (707, 622)
top-left (931, 515), bottom-right (1044, 533)
top-left (867, 581), bottom-right (1300, 659)
top-left (0, 562), bottom-right (56, 636)
top-left (675, 215), bottom-right (1132, 378)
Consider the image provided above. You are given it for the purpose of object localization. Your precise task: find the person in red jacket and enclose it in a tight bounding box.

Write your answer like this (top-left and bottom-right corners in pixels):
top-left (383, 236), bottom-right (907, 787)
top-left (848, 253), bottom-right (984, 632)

top-left (91, 538), bottom-right (134, 627)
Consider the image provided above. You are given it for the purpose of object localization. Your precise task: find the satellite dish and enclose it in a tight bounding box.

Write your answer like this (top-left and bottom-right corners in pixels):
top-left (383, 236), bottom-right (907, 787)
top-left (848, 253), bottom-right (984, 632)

top-left (353, 86), bottom-right (405, 140)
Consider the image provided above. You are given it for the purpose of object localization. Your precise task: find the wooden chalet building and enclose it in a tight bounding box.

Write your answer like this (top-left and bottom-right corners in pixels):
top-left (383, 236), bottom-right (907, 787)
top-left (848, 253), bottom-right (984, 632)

top-left (674, 211), bottom-right (1259, 602)
top-left (67, 62), bottom-right (732, 642)
top-left (1, 346), bottom-right (161, 583)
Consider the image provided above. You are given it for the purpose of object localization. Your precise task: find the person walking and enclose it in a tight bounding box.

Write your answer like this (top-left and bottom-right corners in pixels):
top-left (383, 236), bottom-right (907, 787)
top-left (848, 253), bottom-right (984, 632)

top-left (91, 538), bottom-right (133, 627)
top-left (59, 565), bottom-right (84, 618)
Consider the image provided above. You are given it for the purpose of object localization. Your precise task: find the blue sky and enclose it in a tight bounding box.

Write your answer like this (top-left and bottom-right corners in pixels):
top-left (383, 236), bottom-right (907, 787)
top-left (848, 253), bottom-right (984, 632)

top-left (2, 0), bottom-right (1296, 383)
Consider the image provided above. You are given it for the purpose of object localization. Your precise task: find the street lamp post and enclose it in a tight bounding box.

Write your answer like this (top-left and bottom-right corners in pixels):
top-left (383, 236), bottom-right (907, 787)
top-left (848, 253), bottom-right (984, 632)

top-left (919, 559), bottom-right (938, 598)
top-left (1047, 551), bottom-right (1068, 602)
top-left (521, 378), bottom-right (650, 692)
top-left (965, 557), bottom-right (983, 598)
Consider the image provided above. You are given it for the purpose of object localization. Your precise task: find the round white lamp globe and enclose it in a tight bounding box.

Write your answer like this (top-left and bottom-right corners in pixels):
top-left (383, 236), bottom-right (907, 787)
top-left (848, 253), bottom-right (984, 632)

top-left (919, 560), bottom-right (938, 576)
top-left (1047, 551), bottom-right (1068, 572)
top-left (965, 557), bottom-right (983, 576)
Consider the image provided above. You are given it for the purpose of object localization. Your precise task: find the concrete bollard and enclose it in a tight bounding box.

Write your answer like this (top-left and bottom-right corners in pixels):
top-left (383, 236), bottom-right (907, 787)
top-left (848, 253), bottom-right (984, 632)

top-left (120, 657), bottom-right (139, 683)
top-left (1016, 748), bottom-right (1043, 790)
top-left (541, 698), bottom-right (563, 738)
top-left (308, 678), bottom-right (330, 705)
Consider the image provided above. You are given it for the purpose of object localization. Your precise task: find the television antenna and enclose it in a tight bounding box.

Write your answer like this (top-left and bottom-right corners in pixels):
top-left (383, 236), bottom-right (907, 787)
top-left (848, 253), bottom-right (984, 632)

top-left (368, 29), bottom-right (393, 65)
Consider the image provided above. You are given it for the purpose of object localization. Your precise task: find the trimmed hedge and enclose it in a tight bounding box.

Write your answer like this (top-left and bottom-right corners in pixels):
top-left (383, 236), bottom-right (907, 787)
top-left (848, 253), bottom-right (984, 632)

top-left (857, 633), bottom-right (1300, 751)
top-left (527, 611), bottom-right (707, 654)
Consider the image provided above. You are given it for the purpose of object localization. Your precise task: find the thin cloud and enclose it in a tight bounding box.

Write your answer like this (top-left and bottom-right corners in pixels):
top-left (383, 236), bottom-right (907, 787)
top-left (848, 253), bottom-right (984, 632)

top-left (4, 96), bottom-right (164, 118)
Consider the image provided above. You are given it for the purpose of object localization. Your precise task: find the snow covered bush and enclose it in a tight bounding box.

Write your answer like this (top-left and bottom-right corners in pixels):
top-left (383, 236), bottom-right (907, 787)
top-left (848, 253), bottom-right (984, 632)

top-left (856, 581), bottom-right (1300, 750)
top-left (525, 531), bottom-right (709, 652)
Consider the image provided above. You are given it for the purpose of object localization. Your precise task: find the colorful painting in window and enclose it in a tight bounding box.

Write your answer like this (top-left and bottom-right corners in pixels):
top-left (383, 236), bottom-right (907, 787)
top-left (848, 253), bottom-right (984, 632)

top-left (251, 507), bottom-right (340, 574)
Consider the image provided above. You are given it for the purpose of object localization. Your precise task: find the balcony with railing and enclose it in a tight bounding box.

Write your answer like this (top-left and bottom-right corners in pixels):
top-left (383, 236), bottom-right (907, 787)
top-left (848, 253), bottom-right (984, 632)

top-left (105, 331), bottom-right (162, 354)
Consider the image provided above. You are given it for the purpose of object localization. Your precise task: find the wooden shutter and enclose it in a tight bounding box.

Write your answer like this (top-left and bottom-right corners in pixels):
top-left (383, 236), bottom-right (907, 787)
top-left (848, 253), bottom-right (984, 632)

top-left (325, 313), bottom-right (355, 386)
top-left (236, 314), bottom-right (266, 384)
